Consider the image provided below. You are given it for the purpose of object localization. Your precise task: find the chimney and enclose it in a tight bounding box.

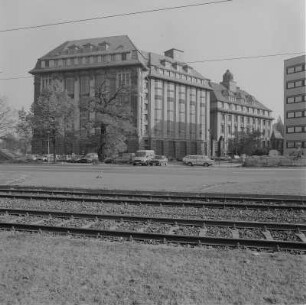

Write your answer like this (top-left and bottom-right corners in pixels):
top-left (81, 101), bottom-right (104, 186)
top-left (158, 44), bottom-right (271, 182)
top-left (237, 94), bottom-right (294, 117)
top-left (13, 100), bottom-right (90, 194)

top-left (164, 48), bottom-right (184, 61)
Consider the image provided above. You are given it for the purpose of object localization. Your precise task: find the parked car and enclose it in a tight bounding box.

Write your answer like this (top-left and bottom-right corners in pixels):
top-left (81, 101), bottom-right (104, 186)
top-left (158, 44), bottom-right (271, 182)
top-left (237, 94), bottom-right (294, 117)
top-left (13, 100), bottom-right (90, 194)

top-left (114, 153), bottom-right (135, 164)
top-left (76, 153), bottom-right (99, 163)
top-left (149, 155), bottom-right (168, 166)
top-left (182, 155), bottom-right (214, 167)
top-left (133, 150), bottom-right (155, 166)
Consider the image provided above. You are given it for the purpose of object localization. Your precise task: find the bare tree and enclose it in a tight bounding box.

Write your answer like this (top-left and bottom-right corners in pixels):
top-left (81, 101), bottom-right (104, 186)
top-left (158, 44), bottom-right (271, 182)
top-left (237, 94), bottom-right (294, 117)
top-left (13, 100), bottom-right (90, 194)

top-left (31, 81), bottom-right (76, 161)
top-left (0, 97), bottom-right (15, 138)
top-left (80, 79), bottom-right (136, 160)
top-left (15, 107), bottom-right (33, 154)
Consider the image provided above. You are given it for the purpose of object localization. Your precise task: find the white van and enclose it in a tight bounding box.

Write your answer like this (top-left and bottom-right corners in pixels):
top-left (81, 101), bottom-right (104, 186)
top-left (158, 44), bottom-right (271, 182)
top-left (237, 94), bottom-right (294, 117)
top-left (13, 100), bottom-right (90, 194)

top-left (182, 155), bottom-right (214, 167)
top-left (133, 150), bottom-right (155, 166)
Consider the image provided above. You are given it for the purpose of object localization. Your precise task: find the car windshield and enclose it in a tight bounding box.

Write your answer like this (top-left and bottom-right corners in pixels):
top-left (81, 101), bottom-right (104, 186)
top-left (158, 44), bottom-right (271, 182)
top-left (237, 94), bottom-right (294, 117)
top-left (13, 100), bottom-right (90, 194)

top-left (135, 152), bottom-right (146, 157)
top-left (155, 155), bottom-right (163, 159)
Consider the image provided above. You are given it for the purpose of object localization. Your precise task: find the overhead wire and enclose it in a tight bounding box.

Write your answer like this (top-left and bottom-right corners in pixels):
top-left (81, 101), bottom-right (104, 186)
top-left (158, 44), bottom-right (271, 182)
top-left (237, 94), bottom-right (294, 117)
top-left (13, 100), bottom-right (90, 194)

top-left (0, 0), bottom-right (232, 33)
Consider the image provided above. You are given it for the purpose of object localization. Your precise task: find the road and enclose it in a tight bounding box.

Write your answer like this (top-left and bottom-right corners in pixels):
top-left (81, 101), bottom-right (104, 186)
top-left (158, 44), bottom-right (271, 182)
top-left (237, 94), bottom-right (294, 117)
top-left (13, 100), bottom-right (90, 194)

top-left (0, 163), bottom-right (305, 195)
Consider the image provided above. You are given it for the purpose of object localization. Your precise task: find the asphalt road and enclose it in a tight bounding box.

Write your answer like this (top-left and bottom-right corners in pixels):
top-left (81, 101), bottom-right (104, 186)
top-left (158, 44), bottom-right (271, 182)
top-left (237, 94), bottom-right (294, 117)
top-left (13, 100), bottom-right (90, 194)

top-left (0, 163), bottom-right (305, 195)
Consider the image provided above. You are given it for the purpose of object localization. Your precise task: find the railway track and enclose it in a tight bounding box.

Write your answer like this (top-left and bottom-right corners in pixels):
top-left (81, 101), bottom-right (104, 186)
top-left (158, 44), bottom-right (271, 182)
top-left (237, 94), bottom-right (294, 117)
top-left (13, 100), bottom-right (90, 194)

top-left (0, 186), bottom-right (305, 210)
top-left (1, 208), bottom-right (306, 252)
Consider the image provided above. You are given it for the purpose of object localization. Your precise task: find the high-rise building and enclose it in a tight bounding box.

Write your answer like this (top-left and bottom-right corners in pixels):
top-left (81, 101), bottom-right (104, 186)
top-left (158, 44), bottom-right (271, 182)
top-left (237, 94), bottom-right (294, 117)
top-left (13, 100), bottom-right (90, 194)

top-left (29, 35), bottom-right (211, 159)
top-left (210, 70), bottom-right (273, 156)
top-left (283, 55), bottom-right (306, 156)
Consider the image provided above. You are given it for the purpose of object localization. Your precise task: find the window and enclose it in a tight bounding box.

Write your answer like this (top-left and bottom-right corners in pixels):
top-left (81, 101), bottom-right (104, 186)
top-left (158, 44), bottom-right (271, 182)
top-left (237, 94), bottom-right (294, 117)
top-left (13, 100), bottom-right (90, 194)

top-left (228, 125), bottom-right (231, 134)
top-left (287, 112), bottom-right (295, 118)
top-left (80, 76), bottom-right (90, 95)
top-left (41, 61), bottom-right (45, 68)
top-left (65, 78), bottom-right (74, 96)
top-left (286, 142), bottom-right (295, 148)
top-left (287, 79), bottom-right (305, 89)
top-left (117, 71), bottom-right (131, 87)
top-left (49, 60), bottom-right (54, 67)
top-left (295, 126), bottom-right (303, 132)
top-left (221, 125), bottom-right (225, 133)
top-left (287, 64), bottom-right (305, 74)
top-left (287, 94), bottom-right (306, 104)
top-left (287, 127), bottom-right (294, 133)
top-left (121, 53), bottom-right (127, 61)
top-left (111, 54), bottom-right (115, 61)
top-left (295, 111), bottom-right (302, 117)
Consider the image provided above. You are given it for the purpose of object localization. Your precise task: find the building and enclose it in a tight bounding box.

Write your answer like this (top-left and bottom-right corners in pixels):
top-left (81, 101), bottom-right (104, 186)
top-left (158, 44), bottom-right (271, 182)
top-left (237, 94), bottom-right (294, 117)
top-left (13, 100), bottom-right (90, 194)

top-left (29, 35), bottom-right (211, 159)
top-left (210, 70), bottom-right (273, 156)
top-left (283, 55), bottom-right (306, 156)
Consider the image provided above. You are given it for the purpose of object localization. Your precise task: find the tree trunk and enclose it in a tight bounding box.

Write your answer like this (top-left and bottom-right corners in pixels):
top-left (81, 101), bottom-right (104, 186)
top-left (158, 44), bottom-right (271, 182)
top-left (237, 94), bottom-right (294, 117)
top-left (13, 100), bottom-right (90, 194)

top-left (97, 123), bottom-right (107, 161)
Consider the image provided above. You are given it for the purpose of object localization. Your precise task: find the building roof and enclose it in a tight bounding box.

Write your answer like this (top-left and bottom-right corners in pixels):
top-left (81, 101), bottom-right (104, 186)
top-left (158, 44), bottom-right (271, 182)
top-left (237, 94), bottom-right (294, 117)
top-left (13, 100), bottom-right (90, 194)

top-left (271, 128), bottom-right (284, 140)
top-left (41, 35), bottom-right (137, 59)
top-left (210, 81), bottom-right (272, 111)
top-left (147, 51), bottom-right (209, 80)
top-left (30, 35), bottom-right (147, 74)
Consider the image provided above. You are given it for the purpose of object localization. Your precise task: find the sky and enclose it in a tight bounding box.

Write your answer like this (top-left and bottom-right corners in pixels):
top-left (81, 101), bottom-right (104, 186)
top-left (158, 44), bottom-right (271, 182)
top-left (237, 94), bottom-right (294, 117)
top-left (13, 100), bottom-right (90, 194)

top-left (0, 0), bottom-right (305, 121)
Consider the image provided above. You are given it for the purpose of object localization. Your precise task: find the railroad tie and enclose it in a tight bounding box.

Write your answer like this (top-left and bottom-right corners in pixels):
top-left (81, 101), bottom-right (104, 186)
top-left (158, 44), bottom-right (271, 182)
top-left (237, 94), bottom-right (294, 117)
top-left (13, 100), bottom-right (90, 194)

top-left (262, 230), bottom-right (274, 241)
top-left (167, 225), bottom-right (180, 235)
top-left (58, 218), bottom-right (74, 227)
top-left (199, 227), bottom-right (207, 237)
top-left (296, 232), bottom-right (306, 243)
top-left (30, 219), bottom-right (47, 225)
top-left (81, 220), bottom-right (99, 229)
top-left (231, 229), bottom-right (240, 239)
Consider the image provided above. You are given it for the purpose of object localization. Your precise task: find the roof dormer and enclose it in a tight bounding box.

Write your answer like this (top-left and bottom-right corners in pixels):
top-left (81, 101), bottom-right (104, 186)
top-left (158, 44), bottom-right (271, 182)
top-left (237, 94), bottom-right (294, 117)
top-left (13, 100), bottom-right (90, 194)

top-left (183, 64), bottom-right (192, 73)
top-left (98, 41), bottom-right (110, 51)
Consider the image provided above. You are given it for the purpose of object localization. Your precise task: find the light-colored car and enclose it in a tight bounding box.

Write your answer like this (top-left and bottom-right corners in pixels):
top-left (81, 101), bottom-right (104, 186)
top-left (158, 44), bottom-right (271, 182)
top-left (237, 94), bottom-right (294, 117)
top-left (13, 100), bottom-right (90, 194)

top-left (182, 155), bottom-right (214, 167)
top-left (149, 155), bottom-right (168, 166)
top-left (133, 150), bottom-right (155, 166)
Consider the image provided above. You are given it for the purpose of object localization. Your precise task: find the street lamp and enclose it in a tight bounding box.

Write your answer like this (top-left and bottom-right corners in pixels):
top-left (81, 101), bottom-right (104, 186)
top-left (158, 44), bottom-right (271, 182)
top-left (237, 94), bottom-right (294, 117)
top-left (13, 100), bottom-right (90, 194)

top-left (47, 130), bottom-right (50, 162)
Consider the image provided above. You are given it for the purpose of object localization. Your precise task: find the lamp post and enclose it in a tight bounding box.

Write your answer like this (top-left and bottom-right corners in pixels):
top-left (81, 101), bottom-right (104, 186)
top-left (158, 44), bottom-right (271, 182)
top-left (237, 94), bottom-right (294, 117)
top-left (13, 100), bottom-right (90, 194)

top-left (47, 131), bottom-right (50, 162)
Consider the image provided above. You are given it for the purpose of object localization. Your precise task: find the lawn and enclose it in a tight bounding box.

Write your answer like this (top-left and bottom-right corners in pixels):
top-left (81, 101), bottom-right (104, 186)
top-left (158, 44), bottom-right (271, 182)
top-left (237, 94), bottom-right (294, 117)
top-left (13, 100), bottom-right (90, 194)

top-left (1, 231), bottom-right (305, 305)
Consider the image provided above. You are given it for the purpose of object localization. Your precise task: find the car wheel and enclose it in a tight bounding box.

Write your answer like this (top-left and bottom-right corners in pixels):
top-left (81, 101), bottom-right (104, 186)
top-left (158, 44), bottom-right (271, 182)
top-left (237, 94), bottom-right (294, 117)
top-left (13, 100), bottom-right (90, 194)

top-left (187, 162), bottom-right (193, 166)
top-left (203, 163), bottom-right (209, 167)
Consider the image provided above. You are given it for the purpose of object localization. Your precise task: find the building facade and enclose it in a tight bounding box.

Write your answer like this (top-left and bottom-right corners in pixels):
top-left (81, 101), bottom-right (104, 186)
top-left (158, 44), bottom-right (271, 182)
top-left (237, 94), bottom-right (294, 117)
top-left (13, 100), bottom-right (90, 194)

top-left (210, 70), bottom-right (273, 156)
top-left (283, 55), bottom-right (306, 156)
top-left (30, 35), bottom-right (211, 159)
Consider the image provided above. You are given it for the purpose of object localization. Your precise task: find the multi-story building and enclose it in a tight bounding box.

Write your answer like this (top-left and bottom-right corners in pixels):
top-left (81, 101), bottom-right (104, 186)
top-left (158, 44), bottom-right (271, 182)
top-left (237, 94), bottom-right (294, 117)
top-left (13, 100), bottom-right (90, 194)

top-left (210, 70), bottom-right (273, 156)
top-left (283, 55), bottom-right (306, 156)
top-left (30, 35), bottom-right (211, 159)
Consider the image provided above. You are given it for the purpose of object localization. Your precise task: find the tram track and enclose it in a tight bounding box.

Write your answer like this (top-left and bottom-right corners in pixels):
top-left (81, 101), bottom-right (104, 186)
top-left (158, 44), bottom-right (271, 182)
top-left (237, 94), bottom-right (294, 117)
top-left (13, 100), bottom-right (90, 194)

top-left (1, 208), bottom-right (306, 252)
top-left (0, 187), bottom-right (305, 210)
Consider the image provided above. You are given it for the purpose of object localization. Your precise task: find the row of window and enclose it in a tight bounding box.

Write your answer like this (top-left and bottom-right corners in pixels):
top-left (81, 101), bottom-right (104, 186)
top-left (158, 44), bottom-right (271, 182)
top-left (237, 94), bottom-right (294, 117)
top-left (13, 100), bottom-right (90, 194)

top-left (286, 141), bottom-right (306, 148)
top-left (41, 52), bottom-right (134, 69)
top-left (154, 66), bottom-right (207, 86)
top-left (286, 110), bottom-right (306, 119)
top-left (286, 64), bottom-right (305, 75)
top-left (286, 125), bottom-right (306, 133)
top-left (221, 114), bottom-right (271, 126)
top-left (287, 94), bottom-right (306, 104)
top-left (219, 102), bottom-right (269, 116)
top-left (286, 79), bottom-right (306, 89)
top-left (221, 125), bottom-right (269, 134)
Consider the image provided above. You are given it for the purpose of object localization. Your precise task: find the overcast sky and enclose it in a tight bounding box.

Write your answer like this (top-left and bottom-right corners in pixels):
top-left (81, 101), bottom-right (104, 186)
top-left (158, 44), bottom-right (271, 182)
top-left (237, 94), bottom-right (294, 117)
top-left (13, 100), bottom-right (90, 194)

top-left (0, 0), bottom-right (305, 121)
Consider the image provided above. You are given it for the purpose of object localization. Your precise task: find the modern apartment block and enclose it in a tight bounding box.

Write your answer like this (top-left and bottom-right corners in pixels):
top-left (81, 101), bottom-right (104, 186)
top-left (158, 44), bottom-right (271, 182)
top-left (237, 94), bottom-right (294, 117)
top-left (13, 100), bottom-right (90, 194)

top-left (30, 35), bottom-right (211, 159)
top-left (283, 55), bottom-right (306, 156)
top-left (210, 70), bottom-right (273, 156)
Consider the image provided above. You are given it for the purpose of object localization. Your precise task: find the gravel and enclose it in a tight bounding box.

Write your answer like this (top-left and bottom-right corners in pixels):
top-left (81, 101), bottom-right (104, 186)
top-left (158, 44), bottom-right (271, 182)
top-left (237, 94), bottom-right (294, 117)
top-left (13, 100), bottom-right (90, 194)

top-left (0, 198), bottom-right (305, 223)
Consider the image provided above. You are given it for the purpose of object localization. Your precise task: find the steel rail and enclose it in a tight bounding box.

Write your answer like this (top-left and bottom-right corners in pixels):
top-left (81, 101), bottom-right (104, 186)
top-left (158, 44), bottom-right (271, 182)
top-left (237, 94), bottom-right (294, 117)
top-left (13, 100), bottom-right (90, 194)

top-left (1, 222), bottom-right (305, 252)
top-left (0, 193), bottom-right (304, 210)
top-left (1, 208), bottom-right (305, 231)
top-left (0, 185), bottom-right (305, 203)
